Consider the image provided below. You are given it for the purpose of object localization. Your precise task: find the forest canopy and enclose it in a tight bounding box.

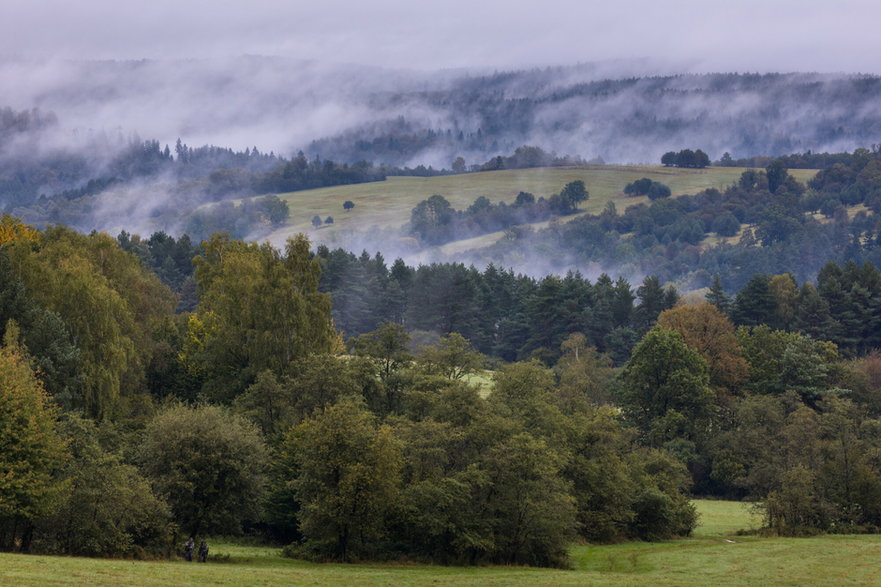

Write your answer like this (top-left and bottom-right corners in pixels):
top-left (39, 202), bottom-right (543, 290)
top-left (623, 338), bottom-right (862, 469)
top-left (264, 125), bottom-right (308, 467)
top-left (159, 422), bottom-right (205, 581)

top-left (6, 142), bottom-right (881, 564)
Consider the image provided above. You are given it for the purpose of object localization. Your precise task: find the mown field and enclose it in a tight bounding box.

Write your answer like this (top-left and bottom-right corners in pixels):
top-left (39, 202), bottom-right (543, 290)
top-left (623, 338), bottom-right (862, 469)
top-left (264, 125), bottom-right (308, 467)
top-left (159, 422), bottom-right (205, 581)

top-left (263, 166), bottom-right (819, 249)
top-left (5, 499), bottom-right (881, 586)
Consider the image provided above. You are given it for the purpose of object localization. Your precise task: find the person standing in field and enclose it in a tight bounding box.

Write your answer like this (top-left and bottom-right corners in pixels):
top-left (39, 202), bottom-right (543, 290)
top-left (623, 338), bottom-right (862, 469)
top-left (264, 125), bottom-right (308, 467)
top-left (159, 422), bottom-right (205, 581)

top-left (184, 536), bottom-right (195, 561)
top-left (199, 540), bottom-right (209, 562)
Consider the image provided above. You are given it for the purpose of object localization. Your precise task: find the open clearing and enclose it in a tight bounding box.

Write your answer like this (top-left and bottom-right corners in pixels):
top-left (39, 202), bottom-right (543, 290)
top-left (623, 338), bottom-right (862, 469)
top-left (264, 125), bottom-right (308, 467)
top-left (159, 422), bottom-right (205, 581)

top-left (263, 166), bottom-right (819, 249)
top-left (5, 499), bottom-right (881, 586)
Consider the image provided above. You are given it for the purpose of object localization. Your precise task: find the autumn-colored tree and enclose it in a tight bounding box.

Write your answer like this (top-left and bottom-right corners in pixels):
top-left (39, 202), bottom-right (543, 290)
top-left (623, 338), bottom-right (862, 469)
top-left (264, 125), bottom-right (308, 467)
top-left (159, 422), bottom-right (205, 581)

top-left (0, 213), bottom-right (39, 246)
top-left (657, 303), bottom-right (748, 394)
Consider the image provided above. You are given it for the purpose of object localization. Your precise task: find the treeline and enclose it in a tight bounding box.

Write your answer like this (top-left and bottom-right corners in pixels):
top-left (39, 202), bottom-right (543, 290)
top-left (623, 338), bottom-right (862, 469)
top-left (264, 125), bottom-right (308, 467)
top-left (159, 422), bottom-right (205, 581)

top-left (0, 104), bottom-right (388, 209)
top-left (181, 195), bottom-right (289, 242)
top-left (0, 220), bottom-right (695, 566)
top-left (8, 216), bottom-right (881, 564)
top-left (0, 107), bottom-right (392, 243)
top-left (407, 181), bottom-right (588, 246)
top-left (660, 149), bottom-right (710, 168)
top-left (317, 246), bottom-right (677, 365)
top-left (306, 72), bottom-right (881, 167)
top-left (475, 145), bottom-right (591, 172)
top-left (618, 303), bottom-right (881, 536)
top-left (716, 150), bottom-right (859, 169)
top-left (459, 146), bottom-right (881, 292)
top-left (720, 261), bottom-right (881, 357)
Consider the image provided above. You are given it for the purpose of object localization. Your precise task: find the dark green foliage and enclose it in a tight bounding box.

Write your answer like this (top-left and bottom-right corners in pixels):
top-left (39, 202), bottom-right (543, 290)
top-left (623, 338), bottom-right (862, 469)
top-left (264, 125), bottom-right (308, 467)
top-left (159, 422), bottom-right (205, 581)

top-left (619, 327), bottom-right (715, 446)
top-left (647, 181), bottom-right (672, 200)
top-left (560, 180), bottom-right (589, 209)
top-left (766, 160), bottom-right (789, 194)
top-left (731, 274), bottom-right (777, 327)
top-left (634, 276), bottom-right (678, 335)
top-left (706, 275), bottom-right (732, 315)
top-left (736, 326), bottom-right (842, 403)
top-left (711, 212), bottom-right (740, 236)
top-left (184, 195), bottom-right (290, 241)
top-left (624, 177), bottom-right (670, 199)
top-left (117, 230), bottom-right (199, 295)
top-left (320, 252), bottom-right (673, 365)
top-left (0, 252), bottom-right (82, 408)
top-left (137, 404), bottom-right (267, 536)
top-left (708, 395), bottom-right (881, 535)
top-left (407, 182), bottom-right (588, 246)
top-left (473, 432), bottom-right (576, 566)
top-left (283, 398), bottom-right (401, 562)
top-left (792, 282), bottom-right (837, 341)
top-left (660, 149), bottom-right (710, 168)
top-left (625, 177), bottom-right (654, 195)
top-left (628, 450), bottom-right (698, 540)
top-left (409, 195), bottom-right (454, 245)
top-left (33, 416), bottom-right (173, 557)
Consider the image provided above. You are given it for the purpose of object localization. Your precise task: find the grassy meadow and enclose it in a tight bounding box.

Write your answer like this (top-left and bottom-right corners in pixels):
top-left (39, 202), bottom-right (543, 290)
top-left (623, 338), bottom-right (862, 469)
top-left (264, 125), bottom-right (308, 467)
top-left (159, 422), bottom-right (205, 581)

top-left (6, 499), bottom-right (881, 586)
top-left (262, 166), bottom-right (818, 249)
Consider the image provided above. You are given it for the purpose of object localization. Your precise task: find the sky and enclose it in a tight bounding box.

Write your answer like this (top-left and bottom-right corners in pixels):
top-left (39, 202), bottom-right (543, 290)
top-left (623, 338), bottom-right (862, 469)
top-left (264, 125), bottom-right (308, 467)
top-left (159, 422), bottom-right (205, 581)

top-left (3, 0), bottom-right (881, 74)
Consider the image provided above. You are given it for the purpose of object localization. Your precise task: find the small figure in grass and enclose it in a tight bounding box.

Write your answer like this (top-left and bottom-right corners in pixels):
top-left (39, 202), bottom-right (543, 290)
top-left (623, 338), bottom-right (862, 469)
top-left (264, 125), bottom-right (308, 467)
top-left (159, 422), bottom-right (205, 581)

top-left (199, 540), bottom-right (209, 563)
top-left (184, 536), bottom-right (195, 561)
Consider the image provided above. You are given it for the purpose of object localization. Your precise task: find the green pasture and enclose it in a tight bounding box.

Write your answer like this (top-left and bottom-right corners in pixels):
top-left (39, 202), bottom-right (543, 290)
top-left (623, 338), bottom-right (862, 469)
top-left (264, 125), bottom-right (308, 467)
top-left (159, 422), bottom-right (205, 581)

top-left (263, 166), bottom-right (819, 247)
top-left (6, 499), bottom-right (881, 586)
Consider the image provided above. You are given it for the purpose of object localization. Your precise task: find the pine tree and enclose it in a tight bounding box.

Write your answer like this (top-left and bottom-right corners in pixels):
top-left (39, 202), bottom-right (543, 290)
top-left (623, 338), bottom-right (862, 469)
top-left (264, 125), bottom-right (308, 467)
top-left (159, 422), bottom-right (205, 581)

top-left (706, 275), bottom-right (732, 315)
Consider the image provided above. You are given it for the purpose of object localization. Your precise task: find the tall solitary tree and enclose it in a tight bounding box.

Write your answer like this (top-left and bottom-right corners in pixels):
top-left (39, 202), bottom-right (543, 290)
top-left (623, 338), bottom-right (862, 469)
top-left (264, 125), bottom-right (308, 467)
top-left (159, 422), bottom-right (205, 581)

top-left (560, 180), bottom-right (589, 211)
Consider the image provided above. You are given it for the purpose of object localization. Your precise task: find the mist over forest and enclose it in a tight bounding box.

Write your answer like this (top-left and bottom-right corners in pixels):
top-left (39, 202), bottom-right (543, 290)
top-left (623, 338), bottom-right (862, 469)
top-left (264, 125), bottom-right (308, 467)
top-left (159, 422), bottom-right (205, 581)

top-left (13, 0), bottom-right (881, 577)
top-left (4, 57), bottom-right (881, 167)
top-left (4, 56), bottom-right (881, 261)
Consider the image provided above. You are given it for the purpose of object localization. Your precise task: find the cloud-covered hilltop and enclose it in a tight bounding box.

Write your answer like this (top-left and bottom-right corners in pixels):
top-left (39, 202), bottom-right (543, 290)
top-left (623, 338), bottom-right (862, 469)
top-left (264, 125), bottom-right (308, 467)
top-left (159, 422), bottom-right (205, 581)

top-left (4, 56), bottom-right (881, 170)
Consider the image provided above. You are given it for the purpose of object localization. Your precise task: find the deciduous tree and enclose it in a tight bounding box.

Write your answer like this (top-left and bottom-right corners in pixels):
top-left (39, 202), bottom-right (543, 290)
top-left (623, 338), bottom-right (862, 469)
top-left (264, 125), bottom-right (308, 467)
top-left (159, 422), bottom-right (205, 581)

top-left (657, 303), bottom-right (748, 394)
top-left (137, 404), bottom-right (267, 536)
top-left (0, 331), bottom-right (67, 552)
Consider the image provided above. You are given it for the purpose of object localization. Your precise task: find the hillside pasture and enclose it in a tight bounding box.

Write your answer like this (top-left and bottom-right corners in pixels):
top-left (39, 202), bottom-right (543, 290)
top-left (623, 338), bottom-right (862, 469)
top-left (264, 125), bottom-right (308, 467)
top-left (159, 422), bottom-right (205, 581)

top-left (262, 166), bottom-right (819, 249)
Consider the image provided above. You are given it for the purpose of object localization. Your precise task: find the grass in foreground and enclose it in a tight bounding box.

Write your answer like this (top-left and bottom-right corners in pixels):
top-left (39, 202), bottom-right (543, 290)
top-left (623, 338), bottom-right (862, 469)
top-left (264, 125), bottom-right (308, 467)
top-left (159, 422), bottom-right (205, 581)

top-left (5, 499), bottom-right (880, 586)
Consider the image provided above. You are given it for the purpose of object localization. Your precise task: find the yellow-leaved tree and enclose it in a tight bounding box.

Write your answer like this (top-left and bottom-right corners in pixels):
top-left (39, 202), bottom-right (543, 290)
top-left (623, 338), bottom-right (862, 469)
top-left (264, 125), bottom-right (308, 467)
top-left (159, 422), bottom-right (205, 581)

top-left (0, 214), bottom-right (39, 246)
